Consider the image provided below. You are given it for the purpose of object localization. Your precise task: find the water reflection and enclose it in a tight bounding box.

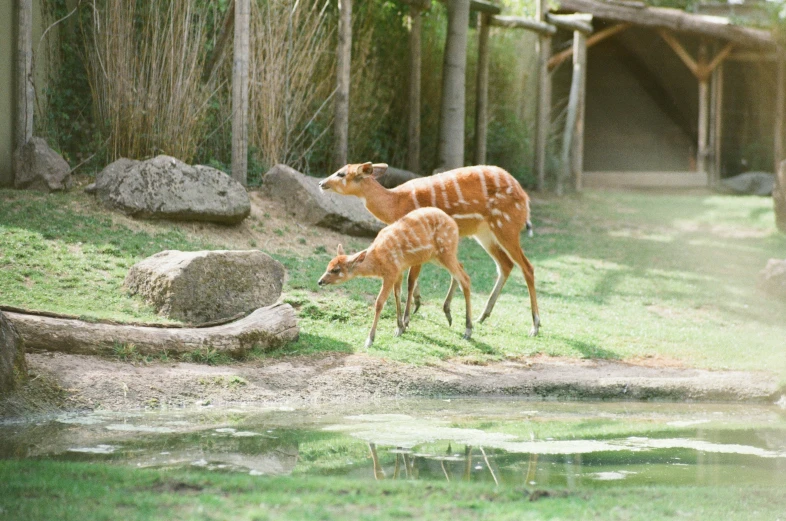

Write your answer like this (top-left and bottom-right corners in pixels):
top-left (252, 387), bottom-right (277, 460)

top-left (0, 400), bottom-right (784, 488)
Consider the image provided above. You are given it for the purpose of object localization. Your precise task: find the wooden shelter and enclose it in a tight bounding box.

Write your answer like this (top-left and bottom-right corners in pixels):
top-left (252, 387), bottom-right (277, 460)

top-left (550, 0), bottom-right (782, 189)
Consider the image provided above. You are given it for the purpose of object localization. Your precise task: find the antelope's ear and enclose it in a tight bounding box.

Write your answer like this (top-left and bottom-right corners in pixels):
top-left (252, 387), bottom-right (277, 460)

top-left (351, 250), bottom-right (367, 265)
top-left (358, 162), bottom-right (374, 177)
top-left (371, 163), bottom-right (388, 179)
top-left (336, 244), bottom-right (345, 256)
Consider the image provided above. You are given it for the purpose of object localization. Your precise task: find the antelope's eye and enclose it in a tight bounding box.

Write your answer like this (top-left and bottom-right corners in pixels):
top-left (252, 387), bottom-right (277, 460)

top-left (330, 267), bottom-right (341, 274)
top-left (336, 172), bottom-right (346, 178)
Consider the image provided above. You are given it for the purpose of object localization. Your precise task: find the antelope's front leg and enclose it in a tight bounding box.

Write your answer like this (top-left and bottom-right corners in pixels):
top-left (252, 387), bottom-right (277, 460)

top-left (403, 265), bottom-right (422, 329)
top-left (366, 279), bottom-right (394, 349)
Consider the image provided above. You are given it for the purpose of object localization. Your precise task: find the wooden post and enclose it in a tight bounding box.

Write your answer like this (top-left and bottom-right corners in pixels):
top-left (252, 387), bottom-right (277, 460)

top-left (558, 31), bottom-right (586, 195)
top-left (474, 13), bottom-right (490, 165)
top-left (334, 0), bottom-right (352, 171)
top-left (408, 5), bottom-right (422, 173)
top-left (534, 0), bottom-right (551, 191)
top-left (16, 0), bottom-right (33, 151)
top-left (231, 0), bottom-right (250, 186)
top-left (437, 0), bottom-right (471, 171)
top-left (696, 41), bottom-right (709, 176)
top-left (710, 61), bottom-right (724, 186)
top-left (572, 30), bottom-right (588, 192)
top-left (775, 55), bottom-right (785, 175)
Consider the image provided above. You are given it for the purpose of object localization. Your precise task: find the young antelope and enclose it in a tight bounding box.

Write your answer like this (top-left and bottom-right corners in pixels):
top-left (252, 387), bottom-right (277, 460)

top-left (317, 207), bottom-right (472, 349)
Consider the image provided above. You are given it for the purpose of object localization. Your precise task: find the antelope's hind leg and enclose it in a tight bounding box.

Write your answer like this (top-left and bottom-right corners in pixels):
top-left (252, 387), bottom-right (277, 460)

top-left (403, 265), bottom-right (422, 329)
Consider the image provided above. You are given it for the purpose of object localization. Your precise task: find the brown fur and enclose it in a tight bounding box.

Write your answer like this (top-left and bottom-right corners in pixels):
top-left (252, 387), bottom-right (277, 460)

top-left (319, 162), bottom-right (540, 336)
top-left (318, 208), bottom-right (472, 348)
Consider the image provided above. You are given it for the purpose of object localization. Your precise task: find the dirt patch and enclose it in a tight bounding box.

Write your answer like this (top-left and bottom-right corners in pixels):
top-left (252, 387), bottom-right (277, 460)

top-left (11, 350), bottom-right (782, 414)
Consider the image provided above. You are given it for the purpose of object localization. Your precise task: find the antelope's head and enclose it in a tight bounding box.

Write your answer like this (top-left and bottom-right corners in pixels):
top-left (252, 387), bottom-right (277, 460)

top-left (317, 244), bottom-right (367, 286)
top-left (318, 162), bottom-right (388, 195)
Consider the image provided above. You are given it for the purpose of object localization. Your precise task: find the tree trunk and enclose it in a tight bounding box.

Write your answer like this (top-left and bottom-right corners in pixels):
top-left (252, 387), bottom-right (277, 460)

top-left (408, 6), bottom-right (422, 173)
top-left (231, 0), bottom-right (250, 186)
top-left (775, 160), bottom-right (786, 233)
top-left (4, 304), bottom-right (299, 358)
top-left (334, 0), bottom-right (352, 171)
top-left (16, 0), bottom-right (33, 151)
top-left (474, 13), bottom-right (490, 165)
top-left (534, 0), bottom-right (552, 191)
top-left (437, 0), bottom-right (470, 171)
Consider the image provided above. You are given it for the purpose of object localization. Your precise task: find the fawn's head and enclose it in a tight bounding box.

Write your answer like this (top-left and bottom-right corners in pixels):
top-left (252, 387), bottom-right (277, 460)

top-left (319, 162), bottom-right (388, 195)
top-left (317, 244), bottom-right (367, 286)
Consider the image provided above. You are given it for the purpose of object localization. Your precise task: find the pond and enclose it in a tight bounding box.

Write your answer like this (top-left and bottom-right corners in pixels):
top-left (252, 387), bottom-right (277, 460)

top-left (2, 399), bottom-right (785, 489)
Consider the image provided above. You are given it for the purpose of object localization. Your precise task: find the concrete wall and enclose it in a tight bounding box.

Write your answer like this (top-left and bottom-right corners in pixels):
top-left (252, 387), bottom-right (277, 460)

top-left (0, 0), bottom-right (14, 186)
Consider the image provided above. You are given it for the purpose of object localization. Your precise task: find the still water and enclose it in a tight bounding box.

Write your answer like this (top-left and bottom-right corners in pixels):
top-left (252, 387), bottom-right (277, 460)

top-left (1, 399), bottom-right (784, 488)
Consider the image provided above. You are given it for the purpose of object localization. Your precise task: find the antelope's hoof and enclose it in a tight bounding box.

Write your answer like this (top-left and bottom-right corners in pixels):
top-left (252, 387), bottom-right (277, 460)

top-left (394, 327), bottom-right (405, 337)
top-left (529, 326), bottom-right (539, 337)
top-left (443, 310), bottom-right (452, 327)
top-left (413, 298), bottom-right (421, 316)
top-left (462, 328), bottom-right (472, 340)
top-left (364, 337), bottom-right (374, 349)
top-left (478, 313), bottom-right (490, 324)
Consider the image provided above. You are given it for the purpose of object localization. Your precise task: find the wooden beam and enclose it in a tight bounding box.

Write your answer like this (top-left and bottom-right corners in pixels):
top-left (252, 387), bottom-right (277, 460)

top-left (16, 0), bottom-right (33, 151)
top-left (573, 31), bottom-right (588, 192)
top-left (231, 0), bottom-right (250, 186)
top-left (469, 0), bottom-right (501, 15)
top-left (334, 0), bottom-right (352, 170)
top-left (557, 0), bottom-right (776, 50)
top-left (408, 6), bottom-right (423, 173)
top-left (488, 16), bottom-right (556, 35)
top-left (658, 29), bottom-right (699, 78)
top-left (474, 13), bottom-right (490, 165)
top-left (706, 41), bottom-right (734, 75)
top-left (548, 22), bottom-right (631, 70)
top-left (546, 13), bottom-right (593, 34)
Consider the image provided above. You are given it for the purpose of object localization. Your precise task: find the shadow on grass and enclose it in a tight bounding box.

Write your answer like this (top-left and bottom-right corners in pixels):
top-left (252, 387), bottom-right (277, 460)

top-left (401, 329), bottom-right (498, 356)
top-left (268, 332), bottom-right (356, 357)
top-left (557, 336), bottom-right (622, 360)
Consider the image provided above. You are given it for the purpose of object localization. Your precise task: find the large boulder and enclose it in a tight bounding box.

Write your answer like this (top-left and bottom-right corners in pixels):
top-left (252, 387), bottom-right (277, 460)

top-left (0, 311), bottom-right (26, 394)
top-left (94, 155), bottom-right (250, 224)
top-left (759, 259), bottom-right (786, 299)
top-left (261, 164), bottom-right (383, 237)
top-left (376, 166), bottom-right (421, 188)
top-left (125, 250), bottom-right (286, 324)
top-left (13, 137), bottom-right (72, 192)
top-left (719, 172), bottom-right (774, 196)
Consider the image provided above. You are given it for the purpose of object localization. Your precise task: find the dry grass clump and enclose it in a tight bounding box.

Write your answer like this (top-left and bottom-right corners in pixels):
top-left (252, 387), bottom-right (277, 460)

top-left (85, 0), bottom-right (218, 162)
top-left (248, 0), bottom-right (334, 172)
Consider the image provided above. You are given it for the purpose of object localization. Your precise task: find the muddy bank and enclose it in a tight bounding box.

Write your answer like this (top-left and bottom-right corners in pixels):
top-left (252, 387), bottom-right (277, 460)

top-left (5, 351), bottom-right (782, 414)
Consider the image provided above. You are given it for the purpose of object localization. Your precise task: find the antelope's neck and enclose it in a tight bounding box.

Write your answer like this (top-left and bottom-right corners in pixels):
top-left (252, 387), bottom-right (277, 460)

top-left (360, 179), bottom-right (405, 225)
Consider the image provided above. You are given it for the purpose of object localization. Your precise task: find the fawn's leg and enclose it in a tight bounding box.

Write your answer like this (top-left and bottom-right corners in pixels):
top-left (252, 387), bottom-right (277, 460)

top-left (394, 275), bottom-right (405, 337)
top-left (366, 279), bottom-right (394, 348)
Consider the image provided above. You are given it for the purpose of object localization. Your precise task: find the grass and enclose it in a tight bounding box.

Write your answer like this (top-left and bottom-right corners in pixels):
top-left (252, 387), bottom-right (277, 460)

top-left (0, 460), bottom-right (784, 521)
top-left (1, 188), bottom-right (785, 375)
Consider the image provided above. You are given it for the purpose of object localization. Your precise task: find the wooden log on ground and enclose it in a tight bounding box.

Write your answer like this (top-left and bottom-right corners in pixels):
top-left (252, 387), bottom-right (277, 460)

top-left (5, 304), bottom-right (299, 358)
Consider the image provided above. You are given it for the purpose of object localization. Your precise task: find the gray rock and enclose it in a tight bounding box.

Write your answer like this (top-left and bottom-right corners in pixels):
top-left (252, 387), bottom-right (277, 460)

top-left (719, 172), bottom-right (774, 196)
top-left (125, 250), bottom-right (286, 324)
top-left (0, 311), bottom-right (26, 394)
top-left (759, 259), bottom-right (786, 299)
top-left (260, 164), bottom-right (383, 237)
top-left (376, 166), bottom-right (421, 188)
top-left (13, 137), bottom-right (72, 192)
top-left (94, 155), bottom-right (250, 224)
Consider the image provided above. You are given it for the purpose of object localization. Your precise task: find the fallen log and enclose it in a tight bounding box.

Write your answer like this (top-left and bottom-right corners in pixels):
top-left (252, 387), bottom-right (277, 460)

top-left (5, 303), bottom-right (299, 358)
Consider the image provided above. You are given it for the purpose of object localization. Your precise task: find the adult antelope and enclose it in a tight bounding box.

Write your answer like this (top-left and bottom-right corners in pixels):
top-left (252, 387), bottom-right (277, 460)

top-left (318, 207), bottom-right (472, 348)
top-left (319, 162), bottom-right (540, 336)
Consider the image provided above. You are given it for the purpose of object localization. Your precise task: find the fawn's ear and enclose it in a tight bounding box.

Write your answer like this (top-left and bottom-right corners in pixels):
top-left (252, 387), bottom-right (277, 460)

top-left (351, 250), bottom-right (367, 265)
top-left (336, 244), bottom-right (345, 256)
top-left (371, 163), bottom-right (388, 179)
top-left (358, 162), bottom-right (374, 177)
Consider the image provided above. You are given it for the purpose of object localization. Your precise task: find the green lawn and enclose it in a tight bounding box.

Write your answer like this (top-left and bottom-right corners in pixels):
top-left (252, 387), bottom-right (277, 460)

top-left (0, 461), bottom-right (784, 521)
top-left (1, 188), bottom-right (785, 374)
